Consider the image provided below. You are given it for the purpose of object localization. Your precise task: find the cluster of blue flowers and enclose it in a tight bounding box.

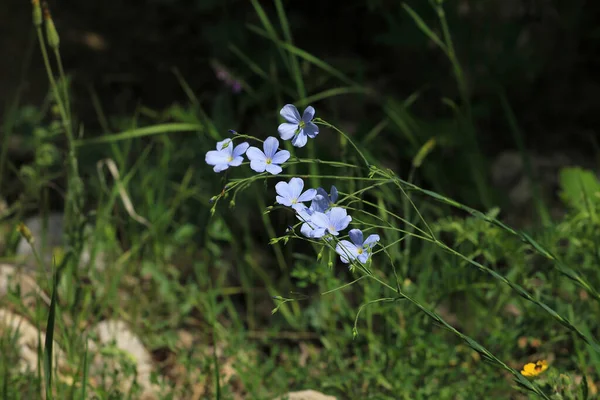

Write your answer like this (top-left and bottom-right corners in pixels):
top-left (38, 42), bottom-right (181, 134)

top-left (205, 104), bottom-right (380, 265)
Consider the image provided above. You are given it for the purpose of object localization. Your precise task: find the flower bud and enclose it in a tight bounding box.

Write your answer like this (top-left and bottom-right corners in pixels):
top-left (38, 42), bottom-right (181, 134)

top-left (43, 3), bottom-right (60, 49)
top-left (32, 0), bottom-right (42, 27)
top-left (16, 222), bottom-right (35, 244)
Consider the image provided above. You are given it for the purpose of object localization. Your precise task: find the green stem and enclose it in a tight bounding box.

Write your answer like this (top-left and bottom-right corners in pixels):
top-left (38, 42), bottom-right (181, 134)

top-left (314, 119), bottom-right (370, 168)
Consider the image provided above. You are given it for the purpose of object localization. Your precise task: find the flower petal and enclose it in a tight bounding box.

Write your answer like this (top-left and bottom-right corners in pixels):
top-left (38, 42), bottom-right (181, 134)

top-left (271, 150), bottom-right (290, 165)
top-left (330, 186), bottom-right (339, 203)
top-left (278, 123), bottom-right (298, 141)
top-left (291, 131), bottom-right (308, 148)
top-left (328, 207), bottom-right (352, 232)
top-left (288, 177), bottom-right (305, 199)
top-left (233, 142), bottom-right (250, 157)
top-left (310, 228), bottom-right (327, 238)
top-left (309, 212), bottom-right (330, 229)
top-left (216, 138), bottom-right (233, 151)
top-left (302, 106), bottom-right (315, 122)
top-left (310, 194), bottom-right (329, 213)
top-left (276, 195), bottom-right (292, 207)
top-left (213, 163), bottom-right (230, 173)
top-left (336, 240), bottom-right (358, 263)
top-left (280, 104), bottom-right (301, 123)
top-left (300, 223), bottom-right (314, 238)
top-left (275, 181), bottom-right (294, 200)
top-left (292, 203), bottom-right (308, 212)
top-left (297, 188), bottom-right (317, 203)
top-left (245, 147), bottom-right (266, 162)
top-left (296, 207), bottom-right (313, 222)
top-left (316, 187), bottom-right (328, 199)
top-left (205, 150), bottom-right (230, 166)
top-left (263, 136), bottom-right (279, 158)
top-left (228, 156), bottom-right (244, 167)
top-left (348, 229), bottom-right (364, 246)
top-left (265, 163), bottom-right (283, 175)
top-left (303, 122), bottom-right (319, 138)
top-left (363, 234), bottom-right (380, 249)
top-left (249, 159), bottom-right (267, 173)
top-left (357, 252), bottom-right (369, 264)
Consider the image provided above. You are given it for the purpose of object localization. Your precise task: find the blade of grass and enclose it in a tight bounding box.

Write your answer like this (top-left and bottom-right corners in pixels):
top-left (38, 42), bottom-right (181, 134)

top-left (498, 88), bottom-right (551, 226)
top-left (43, 268), bottom-right (58, 400)
top-left (247, 24), bottom-right (362, 89)
top-left (74, 123), bottom-right (203, 146)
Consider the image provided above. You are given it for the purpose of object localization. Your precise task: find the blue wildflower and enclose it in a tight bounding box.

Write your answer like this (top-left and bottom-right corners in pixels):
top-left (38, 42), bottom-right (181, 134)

top-left (296, 201), bottom-right (322, 238)
top-left (205, 138), bottom-right (249, 172)
top-left (302, 207), bottom-right (352, 239)
top-left (275, 177), bottom-right (317, 211)
top-left (335, 229), bottom-right (380, 264)
top-left (314, 185), bottom-right (338, 211)
top-left (277, 104), bottom-right (319, 148)
top-left (246, 136), bottom-right (290, 175)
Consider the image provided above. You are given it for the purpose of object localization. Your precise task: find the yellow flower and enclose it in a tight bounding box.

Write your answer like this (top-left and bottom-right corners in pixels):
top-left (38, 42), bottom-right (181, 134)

top-left (521, 360), bottom-right (548, 377)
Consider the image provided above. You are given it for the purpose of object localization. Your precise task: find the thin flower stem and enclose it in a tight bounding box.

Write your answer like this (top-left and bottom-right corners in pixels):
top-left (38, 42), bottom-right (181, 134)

top-left (344, 197), bottom-right (432, 239)
top-left (290, 158), bottom-right (358, 168)
top-left (53, 48), bottom-right (71, 125)
top-left (321, 275), bottom-right (368, 295)
top-left (314, 118), bottom-right (370, 168)
top-left (35, 27), bottom-right (70, 141)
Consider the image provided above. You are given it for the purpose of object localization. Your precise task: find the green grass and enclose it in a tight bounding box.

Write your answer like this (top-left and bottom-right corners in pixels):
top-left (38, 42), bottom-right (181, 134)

top-left (0, 1), bottom-right (599, 399)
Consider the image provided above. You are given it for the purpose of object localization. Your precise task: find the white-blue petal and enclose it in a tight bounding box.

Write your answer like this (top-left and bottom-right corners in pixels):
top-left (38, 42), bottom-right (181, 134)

top-left (246, 147), bottom-right (266, 162)
top-left (265, 163), bottom-right (283, 175)
top-left (348, 229), bottom-right (364, 246)
top-left (291, 131), bottom-right (308, 148)
top-left (275, 181), bottom-right (294, 200)
top-left (300, 223), bottom-right (314, 238)
top-left (363, 234), bottom-right (380, 249)
top-left (249, 159), bottom-right (267, 173)
top-left (228, 156), bottom-right (244, 167)
top-left (276, 195), bottom-right (292, 207)
top-left (205, 150), bottom-right (230, 166)
top-left (271, 150), bottom-right (290, 165)
top-left (336, 240), bottom-right (358, 263)
top-left (213, 163), bottom-right (230, 173)
top-left (233, 142), bottom-right (250, 157)
top-left (309, 212), bottom-right (329, 229)
top-left (297, 188), bottom-right (317, 203)
top-left (302, 106), bottom-right (315, 122)
top-left (329, 207), bottom-right (351, 232)
top-left (357, 252), bottom-right (369, 264)
top-left (216, 138), bottom-right (233, 151)
top-left (310, 228), bottom-right (327, 238)
top-left (278, 123), bottom-right (298, 141)
top-left (303, 122), bottom-right (319, 138)
top-left (280, 104), bottom-right (301, 123)
top-left (288, 177), bottom-right (305, 198)
top-left (263, 136), bottom-right (279, 158)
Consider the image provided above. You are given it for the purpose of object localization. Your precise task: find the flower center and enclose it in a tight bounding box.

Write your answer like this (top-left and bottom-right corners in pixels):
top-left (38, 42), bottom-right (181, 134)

top-left (227, 156), bottom-right (233, 162)
top-left (357, 248), bottom-right (363, 255)
top-left (298, 121), bottom-right (306, 130)
top-left (291, 198), bottom-right (298, 204)
top-left (266, 158), bottom-right (272, 165)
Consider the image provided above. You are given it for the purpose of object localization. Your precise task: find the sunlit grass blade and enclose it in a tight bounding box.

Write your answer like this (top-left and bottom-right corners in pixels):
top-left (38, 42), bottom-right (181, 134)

top-left (296, 87), bottom-right (370, 108)
top-left (274, 0), bottom-right (304, 98)
top-left (247, 24), bottom-right (361, 89)
top-left (401, 3), bottom-right (448, 54)
top-left (249, 0), bottom-right (291, 72)
top-left (74, 123), bottom-right (203, 146)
